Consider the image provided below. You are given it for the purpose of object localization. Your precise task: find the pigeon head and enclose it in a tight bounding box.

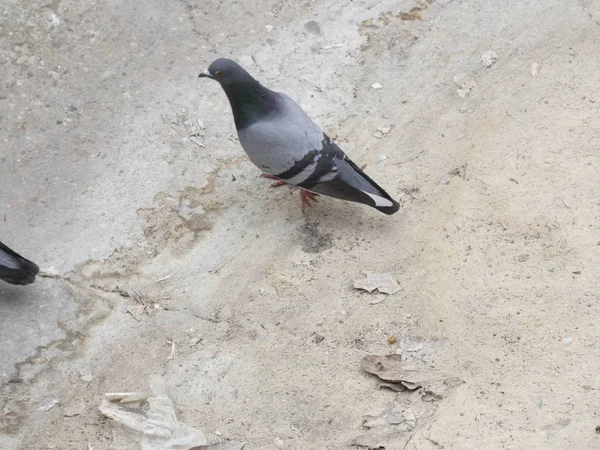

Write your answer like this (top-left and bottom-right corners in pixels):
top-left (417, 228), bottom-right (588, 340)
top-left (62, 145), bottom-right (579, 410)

top-left (198, 57), bottom-right (278, 129)
top-left (198, 58), bottom-right (254, 86)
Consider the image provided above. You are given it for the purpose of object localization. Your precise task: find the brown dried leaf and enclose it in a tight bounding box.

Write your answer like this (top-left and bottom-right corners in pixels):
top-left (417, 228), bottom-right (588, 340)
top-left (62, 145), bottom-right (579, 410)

top-left (353, 271), bottom-right (400, 294)
top-left (378, 382), bottom-right (407, 392)
top-left (362, 354), bottom-right (464, 396)
top-left (361, 354), bottom-right (421, 384)
top-left (352, 432), bottom-right (410, 449)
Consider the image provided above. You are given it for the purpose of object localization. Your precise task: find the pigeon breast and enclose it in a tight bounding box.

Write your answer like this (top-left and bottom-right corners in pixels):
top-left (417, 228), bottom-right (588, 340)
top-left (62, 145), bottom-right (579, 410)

top-left (237, 93), bottom-right (324, 178)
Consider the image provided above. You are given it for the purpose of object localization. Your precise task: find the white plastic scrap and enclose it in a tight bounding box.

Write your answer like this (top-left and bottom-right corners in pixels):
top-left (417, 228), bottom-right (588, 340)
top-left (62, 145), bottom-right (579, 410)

top-left (35, 399), bottom-right (59, 412)
top-left (452, 72), bottom-right (476, 98)
top-left (372, 125), bottom-right (392, 139)
top-left (530, 62), bottom-right (540, 78)
top-left (481, 50), bottom-right (498, 67)
top-left (99, 375), bottom-right (206, 450)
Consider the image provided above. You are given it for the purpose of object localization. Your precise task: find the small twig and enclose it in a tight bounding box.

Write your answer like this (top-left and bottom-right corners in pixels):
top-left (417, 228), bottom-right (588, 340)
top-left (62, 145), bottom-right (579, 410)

top-left (188, 137), bottom-right (205, 148)
top-left (559, 197), bottom-right (573, 212)
top-left (392, 148), bottom-right (425, 165)
top-left (402, 432), bottom-right (415, 450)
top-left (153, 271), bottom-right (178, 284)
top-left (131, 286), bottom-right (142, 298)
top-left (505, 109), bottom-right (524, 124)
top-left (167, 340), bottom-right (175, 360)
top-left (38, 271), bottom-right (65, 280)
top-left (321, 43), bottom-right (343, 50)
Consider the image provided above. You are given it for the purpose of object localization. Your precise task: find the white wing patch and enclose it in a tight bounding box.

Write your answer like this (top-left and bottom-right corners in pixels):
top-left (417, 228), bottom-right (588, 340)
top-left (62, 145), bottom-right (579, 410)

top-left (285, 156), bottom-right (320, 184)
top-left (363, 191), bottom-right (394, 207)
top-left (317, 170), bottom-right (338, 183)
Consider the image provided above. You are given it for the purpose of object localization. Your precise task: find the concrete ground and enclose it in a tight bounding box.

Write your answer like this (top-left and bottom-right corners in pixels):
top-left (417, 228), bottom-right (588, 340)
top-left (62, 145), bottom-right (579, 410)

top-left (1, 0), bottom-right (600, 448)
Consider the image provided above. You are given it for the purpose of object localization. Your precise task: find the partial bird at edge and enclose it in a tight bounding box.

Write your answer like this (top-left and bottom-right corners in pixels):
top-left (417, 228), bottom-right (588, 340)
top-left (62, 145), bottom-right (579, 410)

top-left (0, 240), bottom-right (39, 285)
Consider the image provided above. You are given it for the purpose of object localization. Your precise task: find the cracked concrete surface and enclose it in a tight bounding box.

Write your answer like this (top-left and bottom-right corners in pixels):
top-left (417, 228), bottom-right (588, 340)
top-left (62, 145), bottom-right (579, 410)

top-left (2, 0), bottom-right (600, 449)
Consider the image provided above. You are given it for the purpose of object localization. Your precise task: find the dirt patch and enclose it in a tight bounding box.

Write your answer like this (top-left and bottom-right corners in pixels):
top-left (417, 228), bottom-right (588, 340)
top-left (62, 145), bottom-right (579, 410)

top-left (300, 222), bottom-right (333, 254)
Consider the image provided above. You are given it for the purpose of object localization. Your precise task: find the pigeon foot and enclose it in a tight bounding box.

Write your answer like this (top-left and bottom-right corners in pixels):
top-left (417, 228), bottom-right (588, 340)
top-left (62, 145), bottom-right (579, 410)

top-left (300, 190), bottom-right (319, 210)
top-left (261, 173), bottom-right (286, 187)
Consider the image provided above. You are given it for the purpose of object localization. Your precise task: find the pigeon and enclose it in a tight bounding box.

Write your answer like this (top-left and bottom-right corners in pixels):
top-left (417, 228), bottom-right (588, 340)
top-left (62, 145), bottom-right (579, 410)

top-left (0, 240), bottom-right (39, 285)
top-left (199, 58), bottom-right (399, 215)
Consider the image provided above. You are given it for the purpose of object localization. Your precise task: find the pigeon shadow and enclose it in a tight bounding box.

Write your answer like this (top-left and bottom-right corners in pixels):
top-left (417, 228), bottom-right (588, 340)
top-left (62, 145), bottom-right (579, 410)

top-left (301, 197), bottom-right (402, 235)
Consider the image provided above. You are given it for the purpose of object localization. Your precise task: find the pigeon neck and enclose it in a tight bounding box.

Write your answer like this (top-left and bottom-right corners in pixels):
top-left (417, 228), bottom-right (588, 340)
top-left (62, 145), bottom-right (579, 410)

top-left (222, 81), bottom-right (277, 130)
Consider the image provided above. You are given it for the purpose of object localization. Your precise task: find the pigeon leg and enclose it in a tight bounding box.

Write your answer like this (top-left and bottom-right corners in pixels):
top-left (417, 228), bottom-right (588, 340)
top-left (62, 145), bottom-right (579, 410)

top-left (300, 189), bottom-right (319, 210)
top-left (261, 173), bottom-right (286, 187)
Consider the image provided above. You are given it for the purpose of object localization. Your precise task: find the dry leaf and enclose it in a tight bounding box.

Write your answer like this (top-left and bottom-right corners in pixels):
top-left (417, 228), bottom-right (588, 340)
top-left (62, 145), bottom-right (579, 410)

top-left (361, 354), bottom-right (421, 386)
top-left (378, 382), bottom-right (406, 392)
top-left (355, 354), bottom-right (464, 449)
top-left (353, 271), bottom-right (400, 294)
top-left (352, 431), bottom-right (410, 450)
top-left (362, 354), bottom-right (464, 395)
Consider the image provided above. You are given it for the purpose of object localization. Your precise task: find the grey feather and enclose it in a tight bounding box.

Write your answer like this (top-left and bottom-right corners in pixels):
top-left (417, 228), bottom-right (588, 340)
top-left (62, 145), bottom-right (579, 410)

top-left (238, 93), bottom-right (323, 177)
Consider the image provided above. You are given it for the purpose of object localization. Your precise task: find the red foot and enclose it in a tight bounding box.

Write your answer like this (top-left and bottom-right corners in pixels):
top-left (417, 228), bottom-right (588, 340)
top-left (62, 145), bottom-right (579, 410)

top-left (300, 189), bottom-right (319, 210)
top-left (261, 173), bottom-right (286, 187)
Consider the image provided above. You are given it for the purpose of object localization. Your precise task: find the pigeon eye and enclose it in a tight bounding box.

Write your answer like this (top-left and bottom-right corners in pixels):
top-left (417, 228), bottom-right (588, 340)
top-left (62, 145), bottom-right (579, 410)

top-left (215, 71), bottom-right (224, 77)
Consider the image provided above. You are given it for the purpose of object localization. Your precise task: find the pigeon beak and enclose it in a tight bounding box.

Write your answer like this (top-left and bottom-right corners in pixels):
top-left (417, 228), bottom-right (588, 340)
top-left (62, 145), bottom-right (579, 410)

top-left (198, 69), bottom-right (212, 78)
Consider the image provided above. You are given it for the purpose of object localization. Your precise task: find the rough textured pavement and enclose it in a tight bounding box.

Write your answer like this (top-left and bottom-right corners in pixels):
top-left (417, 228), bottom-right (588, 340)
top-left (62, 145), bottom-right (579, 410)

top-left (1, 0), bottom-right (600, 449)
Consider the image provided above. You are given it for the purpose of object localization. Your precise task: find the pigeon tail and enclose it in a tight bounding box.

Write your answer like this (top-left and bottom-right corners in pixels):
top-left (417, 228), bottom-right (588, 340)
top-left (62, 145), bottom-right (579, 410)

top-left (303, 158), bottom-right (400, 215)
top-left (0, 241), bottom-right (39, 285)
top-left (346, 159), bottom-right (400, 215)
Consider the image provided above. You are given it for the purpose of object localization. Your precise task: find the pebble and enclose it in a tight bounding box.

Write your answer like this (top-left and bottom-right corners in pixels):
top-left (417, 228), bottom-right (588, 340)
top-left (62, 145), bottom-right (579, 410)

top-left (304, 20), bottom-right (322, 36)
top-left (44, 11), bottom-right (61, 28)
